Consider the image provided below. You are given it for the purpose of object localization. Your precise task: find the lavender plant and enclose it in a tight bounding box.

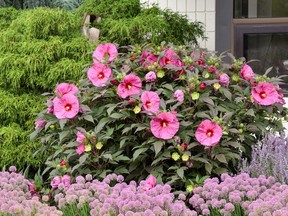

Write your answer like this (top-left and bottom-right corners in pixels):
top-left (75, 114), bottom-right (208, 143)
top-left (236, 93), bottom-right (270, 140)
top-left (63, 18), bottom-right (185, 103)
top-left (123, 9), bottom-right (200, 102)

top-left (240, 133), bottom-right (288, 184)
top-left (0, 167), bottom-right (62, 216)
top-left (54, 173), bottom-right (198, 216)
top-left (189, 173), bottom-right (288, 216)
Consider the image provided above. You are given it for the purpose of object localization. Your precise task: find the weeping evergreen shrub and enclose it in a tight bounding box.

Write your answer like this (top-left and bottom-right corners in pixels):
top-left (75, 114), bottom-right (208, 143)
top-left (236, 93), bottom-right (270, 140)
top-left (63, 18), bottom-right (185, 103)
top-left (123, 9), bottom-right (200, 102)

top-left (76, 0), bottom-right (205, 46)
top-left (0, 7), bottom-right (93, 172)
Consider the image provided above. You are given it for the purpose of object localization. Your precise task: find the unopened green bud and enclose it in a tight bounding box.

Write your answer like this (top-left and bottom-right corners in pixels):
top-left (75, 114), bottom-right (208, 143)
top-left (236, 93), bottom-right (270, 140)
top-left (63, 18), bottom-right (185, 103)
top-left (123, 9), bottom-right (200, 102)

top-left (191, 92), bottom-right (200, 100)
top-left (172, 152), bottom-right (180, 161)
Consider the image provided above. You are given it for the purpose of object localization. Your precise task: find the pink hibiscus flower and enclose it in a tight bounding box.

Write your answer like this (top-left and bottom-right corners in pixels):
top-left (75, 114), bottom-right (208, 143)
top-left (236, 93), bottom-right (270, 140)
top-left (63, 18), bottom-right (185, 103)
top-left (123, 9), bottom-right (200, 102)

top-left (219, 73), bottom-right (230, 87)
top-left (173, 90), bottom-right (184, 102)
top-left (251, 82), bottom-right (279, 106)
top-left (150, 112), bottom-right (180, 140)
top-left (195, 119), bottom-right (223, 146)
top-left (144, 175), bottom-right (157, 190)
top-left (53, 94), bottom-right (79, 119)
top-left (240, 64), bottom-right (255, 82)
top-left (88, 63), bottom-right (112, 87)
top-left (76, 131), bottom-right (86, 143)
top-left (117, 74), bottom-right (142, 99)
top-left (61, 175), bottom-right (71, 189)
top-left (145, 71), bottom-right (157, 82)
top-left (51, 176), bottom-right (61, 190)
top-left (34, 120), bottom-right (46, 130)
top-left (159, 49), bottom-right (183, 68)
top-left (141, 91), bottom-right (160, 114)
top-left (76, 143), bottom-right (85, 155)
top-left (140, 50), bottom-right (158, 67)
top-left (55, 83), bottom-right (78, 97)
top-left (93, 43), bottom-right (118, 63)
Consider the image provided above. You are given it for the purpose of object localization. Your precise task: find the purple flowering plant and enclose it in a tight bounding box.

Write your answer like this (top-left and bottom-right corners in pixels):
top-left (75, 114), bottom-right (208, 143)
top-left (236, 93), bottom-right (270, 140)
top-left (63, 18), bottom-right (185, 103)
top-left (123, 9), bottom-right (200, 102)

top-left (240, 133), bottom-right (288, 184)
top-left (31, 42), bottom-right (288, 191)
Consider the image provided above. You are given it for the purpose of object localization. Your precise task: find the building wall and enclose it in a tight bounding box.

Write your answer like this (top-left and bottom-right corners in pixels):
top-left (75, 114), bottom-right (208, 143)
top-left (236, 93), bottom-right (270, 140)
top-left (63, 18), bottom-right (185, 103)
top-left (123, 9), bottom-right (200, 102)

top-left (141, 0), bottom-right (216, 51)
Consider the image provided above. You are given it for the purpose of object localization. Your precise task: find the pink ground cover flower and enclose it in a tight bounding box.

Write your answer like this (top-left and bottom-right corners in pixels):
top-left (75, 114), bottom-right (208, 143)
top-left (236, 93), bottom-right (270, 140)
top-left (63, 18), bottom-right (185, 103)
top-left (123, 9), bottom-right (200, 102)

top-left (93, 43), bottom-right (118, 63)
top-left (55, 83), bottom-right (78, 96)
top-left (144, 175), bottom-right (157, 190)
top-left (150, 112), bottom-right (180, 140)
top-left (140, 50), bottom-right (158, 67)
top-left (117, 74), bottom-right (142, 98)
top-left (88, 63), bottom-right (112, 87)
top-left (76, 143), bottom-right (85, 155)
top-left (53, 94), bottom-right (79, 119)
top-left (173, 90), bottom-right (184, 102)
top-left (219, 73), bottom-right (230, 87)
top-left (76, 131), bottom-right (86, 143)
top-left (195, 119), bottom-right (223, 146)
top-left (51, 176), bottom-right (62, 190)
top-left (240, 64), bottom-right (255, 82)
top-left (251, 82), bottom-right (279, 106)
top-left (141, 91), bottom-right (160, 114)
top-left (145, 71), bottom-right (157, 82)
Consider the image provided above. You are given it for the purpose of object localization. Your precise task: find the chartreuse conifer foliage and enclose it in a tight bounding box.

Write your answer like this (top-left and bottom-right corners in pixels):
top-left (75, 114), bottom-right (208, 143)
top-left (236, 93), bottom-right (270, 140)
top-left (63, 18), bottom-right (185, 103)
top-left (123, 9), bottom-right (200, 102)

top-left (0, 7), bottom-right (93, 171)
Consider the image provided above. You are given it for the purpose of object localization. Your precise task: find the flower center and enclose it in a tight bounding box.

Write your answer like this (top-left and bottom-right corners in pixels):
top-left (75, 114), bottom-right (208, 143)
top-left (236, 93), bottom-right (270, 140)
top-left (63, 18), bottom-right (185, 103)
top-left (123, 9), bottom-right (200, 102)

top-left (161, 120), bottom-right (168, 128)
top-left (126, 83), bottom-right (132, 90)
top-left (98, 72), bottom-right (104, 79)
top-left (65, 104), bottom-right (72, 111)
top-left (260, 92), bottom-right (267, 99)
top-left (206, 129), bottom-right (213, 137)
top-left (146, 101), bottom-right (151, 108)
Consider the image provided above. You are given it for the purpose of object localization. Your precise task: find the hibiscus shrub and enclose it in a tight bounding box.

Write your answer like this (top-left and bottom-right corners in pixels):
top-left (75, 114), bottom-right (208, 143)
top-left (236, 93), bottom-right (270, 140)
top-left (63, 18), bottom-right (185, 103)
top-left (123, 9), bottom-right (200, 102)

top-left (32, 42), bottom-right (288, 191)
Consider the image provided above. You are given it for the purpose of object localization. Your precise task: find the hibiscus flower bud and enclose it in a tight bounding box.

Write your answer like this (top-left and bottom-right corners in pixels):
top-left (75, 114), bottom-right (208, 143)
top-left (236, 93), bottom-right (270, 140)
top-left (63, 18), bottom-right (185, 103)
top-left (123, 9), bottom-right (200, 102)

top-left (110, 79), bottom-right (119, 86)
top-left (186, 160), bottom-right (193, 168)
top-left (199, 83), bottom-right (207, 90)
top-left (191, 92), bottom-right (200, 100)
top-left (186, 185), bottom-right (194, 193)
top-left (172, 152), bottom-right (180, 161)
top-left (59, 160), bottom-right (67, 166)
top-left (182, 154), bottom-right (189, 162)
top-left (209, 66), bottom-right (217, 73)
top-left (181, 142), bottom-right (188, 149)
top-left (85, 144), bottom-right (92, 152)
top-left (213, 83), bottom-right (221, 90)
top-left (145, 71), bottom-right (157, 82)
top-left (133, 106), bottom-right (141, 114)
top-left (157, 70), bottom-right (165, 78)
top-left (96, 142), bottom-right (103, 150)
top-left (90, 137), bottom-right (96, 143)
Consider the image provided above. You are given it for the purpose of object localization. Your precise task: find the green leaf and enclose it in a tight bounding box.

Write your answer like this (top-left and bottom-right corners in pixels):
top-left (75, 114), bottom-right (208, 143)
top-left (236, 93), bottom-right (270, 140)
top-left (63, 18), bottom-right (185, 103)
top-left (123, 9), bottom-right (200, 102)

top-left (59, 119), bottom-right (68, 130)
top-left (153, 141), bottom-right (164, 157)
top-left (29, 130), bottom-right (39, 140)
top-left (110, 113), bottom-right (124, 119)
top-left (205, 163), bottom-right (212, 174)
top-left (103, 154), bottom-right (113, 160)
top-left (219, 87), bottom-right (232, 101)
top-left (79, 154), bottom-right (88, 165)
top-left (59, 130), bottom-right (70, 142)
top-left (114, 167), bottom-right (130, 174)
top-left (222, 112), bottom-right (234, 122)
top-left (133, 148), bottom-right (148, 161)
top-left (107, 104), bottom-right (118, 116)
top-left (177, 167), bottom-right (184, 179)
top-left (83, 114), bottom-right (94, 123)
top-left (95, 117), bottom-right (109, 134)
top-left (245, 109), bottom-right (255, 117)
top-left (195, 112), bottom-right (211, 119)
top-left (200, 97), bottom-right (214, 106)
top-left (114, 155), bottom-right (130, 161)
top-left (215, 154), bottom-right (227, 164)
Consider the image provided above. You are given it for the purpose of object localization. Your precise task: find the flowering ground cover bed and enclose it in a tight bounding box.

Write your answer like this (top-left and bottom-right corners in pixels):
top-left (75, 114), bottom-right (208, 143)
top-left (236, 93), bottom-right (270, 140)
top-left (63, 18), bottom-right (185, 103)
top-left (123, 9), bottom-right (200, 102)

top-left (1, 167), bottom-right (288, 216)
